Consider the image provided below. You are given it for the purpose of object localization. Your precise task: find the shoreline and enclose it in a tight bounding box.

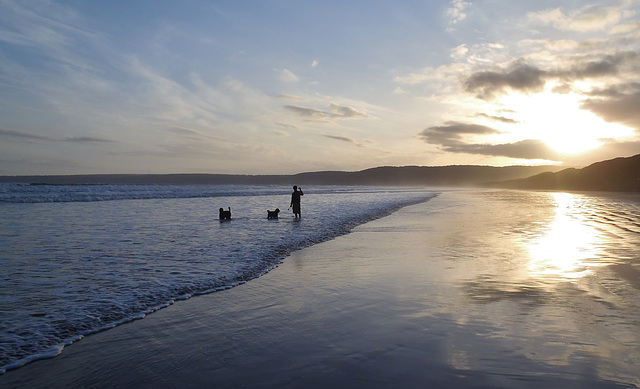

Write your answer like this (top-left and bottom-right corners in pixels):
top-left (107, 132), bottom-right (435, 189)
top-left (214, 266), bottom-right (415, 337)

top-left (2, 194), bottom-right (433, 376)
top-left (2, 191), bottom-right (638, 388)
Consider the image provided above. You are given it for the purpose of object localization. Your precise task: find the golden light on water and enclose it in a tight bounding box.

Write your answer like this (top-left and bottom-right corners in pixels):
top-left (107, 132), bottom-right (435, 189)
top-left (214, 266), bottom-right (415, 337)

top-left (528, 193), bottom-right (601, 280)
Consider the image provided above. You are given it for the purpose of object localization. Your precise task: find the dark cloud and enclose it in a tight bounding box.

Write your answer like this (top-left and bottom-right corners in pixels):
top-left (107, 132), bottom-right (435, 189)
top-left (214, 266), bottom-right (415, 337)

top-left (464, 50), bottom-right (640, 100)
top-left (419, 121), bottom-right (500, 146)
top-left (419, 122), bottom-right (558, 160)
top-left (570, 58), bottom-right (617, 78)
top-left (464, 63), bottom-right (547, 100)
top-left (565, 51), bottom-right (639, 79)
top-left (284, 104), bottom-right (373, 121)
top-left (585, 82), bottom-right (640, 98)
top-left (581, 84), bottom-right (640, 130)
top-left (445, 139), bottom-right (558, 160)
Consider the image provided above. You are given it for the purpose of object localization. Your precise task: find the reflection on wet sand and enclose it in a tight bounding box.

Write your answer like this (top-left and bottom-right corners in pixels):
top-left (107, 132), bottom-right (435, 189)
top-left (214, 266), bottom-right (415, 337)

top-left (528, 192), bottom-right (601, 280)
top-left (443, 191), bottom-right (640, 387)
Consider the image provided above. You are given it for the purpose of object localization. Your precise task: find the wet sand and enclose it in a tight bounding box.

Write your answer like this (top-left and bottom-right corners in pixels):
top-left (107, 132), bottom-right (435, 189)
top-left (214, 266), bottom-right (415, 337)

top-left (2, 191), bottom-right (638, 388)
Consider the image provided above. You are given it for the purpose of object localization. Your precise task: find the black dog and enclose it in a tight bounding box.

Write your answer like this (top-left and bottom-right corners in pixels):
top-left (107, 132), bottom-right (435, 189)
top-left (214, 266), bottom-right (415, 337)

top-left (267, 208), bottom-right (280, 219)
top-left (219, 207), bottom-right (232, 220)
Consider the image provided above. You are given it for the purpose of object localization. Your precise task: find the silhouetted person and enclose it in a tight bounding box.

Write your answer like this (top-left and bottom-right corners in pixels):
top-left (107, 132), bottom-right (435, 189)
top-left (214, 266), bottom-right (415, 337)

top-left (290, 185), bottom-right (303, 218)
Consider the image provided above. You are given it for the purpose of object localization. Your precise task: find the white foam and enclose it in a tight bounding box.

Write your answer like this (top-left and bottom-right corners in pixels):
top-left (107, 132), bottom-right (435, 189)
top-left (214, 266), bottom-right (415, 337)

top-left (0, 184), bottom-right (436, 373)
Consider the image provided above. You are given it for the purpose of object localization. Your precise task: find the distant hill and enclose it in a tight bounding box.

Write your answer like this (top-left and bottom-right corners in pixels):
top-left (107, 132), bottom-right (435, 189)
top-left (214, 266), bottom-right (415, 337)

top-left (291, 165), bottom-right (563, 186)
top-left (4, 155), bottom-right (636, 190)
top-left (0, 165), bottom-right (562, 187)
top-left (488, 154), bottom-right (640, 192)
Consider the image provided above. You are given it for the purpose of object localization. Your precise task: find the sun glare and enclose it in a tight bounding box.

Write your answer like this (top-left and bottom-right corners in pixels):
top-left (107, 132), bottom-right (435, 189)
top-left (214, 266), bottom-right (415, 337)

top-left (500, 90), bottom-right (634, 155)
top-left (528, 193), bottom-right (601, 280)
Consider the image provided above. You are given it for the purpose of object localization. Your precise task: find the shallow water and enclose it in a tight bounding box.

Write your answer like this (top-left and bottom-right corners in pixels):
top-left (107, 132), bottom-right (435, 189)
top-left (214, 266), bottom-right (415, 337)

top-left (0, 184), bottom-right (434, 373)
top-left (389, 190), bottom-right (640, 387)
top-left (0, 189), bottom-right (639, 387)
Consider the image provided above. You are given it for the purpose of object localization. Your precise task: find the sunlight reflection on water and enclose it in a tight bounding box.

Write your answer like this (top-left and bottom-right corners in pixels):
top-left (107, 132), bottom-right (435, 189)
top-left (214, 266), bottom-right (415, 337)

top-left (528, 192), bottom-right (602, 280)
top-left (415, 190), bottom-right (640, 387)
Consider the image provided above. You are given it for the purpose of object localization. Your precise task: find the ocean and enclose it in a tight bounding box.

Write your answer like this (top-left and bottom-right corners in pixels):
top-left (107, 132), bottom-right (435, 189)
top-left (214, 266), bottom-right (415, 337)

top-left (0, 184), bottom-right (435, 373)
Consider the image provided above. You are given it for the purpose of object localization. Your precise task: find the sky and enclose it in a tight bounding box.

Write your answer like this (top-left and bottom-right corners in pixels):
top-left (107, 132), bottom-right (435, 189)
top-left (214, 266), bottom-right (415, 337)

top-left (1, 0), bottom-right (639, 175)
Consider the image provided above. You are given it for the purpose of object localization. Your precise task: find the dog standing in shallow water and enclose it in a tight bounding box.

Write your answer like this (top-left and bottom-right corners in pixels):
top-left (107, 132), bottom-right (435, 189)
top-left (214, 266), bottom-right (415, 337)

top-left (219, 207), bottom-right (231, 220)
top-left (267, 208), bottom-right (280, 219)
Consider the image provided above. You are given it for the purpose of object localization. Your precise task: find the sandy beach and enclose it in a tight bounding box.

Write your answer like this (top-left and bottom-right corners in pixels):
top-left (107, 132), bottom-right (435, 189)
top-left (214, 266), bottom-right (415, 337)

top-left (2, 190), bottom-right (639, 388)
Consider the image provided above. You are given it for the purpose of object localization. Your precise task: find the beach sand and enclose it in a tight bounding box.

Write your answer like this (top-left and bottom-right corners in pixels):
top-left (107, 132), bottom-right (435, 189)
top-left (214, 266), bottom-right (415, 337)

top-left (2, 191), bottom-right (637, 388)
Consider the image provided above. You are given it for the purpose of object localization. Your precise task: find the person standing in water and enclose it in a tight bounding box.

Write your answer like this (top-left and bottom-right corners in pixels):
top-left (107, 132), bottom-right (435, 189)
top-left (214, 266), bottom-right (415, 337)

top-left (290, 185), bottom-right (304, 218)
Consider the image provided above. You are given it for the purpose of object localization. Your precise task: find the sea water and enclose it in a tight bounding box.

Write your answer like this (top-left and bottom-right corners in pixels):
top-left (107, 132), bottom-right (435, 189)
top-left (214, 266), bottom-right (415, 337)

top-left (0, 184), bottom-right (435, 373)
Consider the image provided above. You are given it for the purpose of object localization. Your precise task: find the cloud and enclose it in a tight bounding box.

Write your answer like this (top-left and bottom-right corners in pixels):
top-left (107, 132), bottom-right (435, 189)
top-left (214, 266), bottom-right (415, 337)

top-left (464, 62), bottom-right (547, 100)
top-left (582, 84), bottom-right (640, 130)
top-left (311, 60), bottom-right (318, 68)
top-left (0, 1), bottom-right (98, 70)
top-left (419, 121), bottom-right (500, 146)
top-left (451, 44), bottom-right (469, 59)
top-left (464, 51), bottom-right (640, 100)
top-left (528, 5), bottom-right (623, 32)
top-left (63, 136), bottom-right (115, 143)
top-left (519, 38), bottom-right (609, 53)
top-left (128, 59), bottom-right (225, 123)
top-left (476, 113), bottom-right (519, 124)
top-left (0, 128), bottom-right (114, 144)
top-left (284, 103), bottom-right (374, 121)
top-left (0, 127), bottom-right (56, 141)
top-left (447, 0), bottom-right (471, 27)
top-left (444, 139), bottom-right (558, 160)
top-left (565, 51), bottom-right (639, 79)
top-left (611, 20), bottom-right (640, 35)
top-left (329, 103), bottom-right (372, 118)
top-left (167, 126), bottom-right (228, 141)
top-left (276, 94), bottom-right (303, 101)
top-left (322, 134), bottom-right (357, 143)
top-left (585, 82), bottom-right (640, 98)
top-left (393, 72), bottom-right (432, 85)
top-left (321, 133), bottom-right (371, 148)
top-left (419, 122), bottom-right (558, 160)
top-left (280, 69), bottom-right (299, 82)
top-left (276, 122), bottom-right (302, 131)
top-left (599, 139), bottom-right (640, 156)
top-left (284, 106), bottom-right (332, 121)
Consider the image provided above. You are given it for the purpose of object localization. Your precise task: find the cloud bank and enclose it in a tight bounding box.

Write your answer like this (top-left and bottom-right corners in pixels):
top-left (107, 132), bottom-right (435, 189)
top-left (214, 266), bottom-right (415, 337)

top-left (419, 122), bottom-right (558, 160)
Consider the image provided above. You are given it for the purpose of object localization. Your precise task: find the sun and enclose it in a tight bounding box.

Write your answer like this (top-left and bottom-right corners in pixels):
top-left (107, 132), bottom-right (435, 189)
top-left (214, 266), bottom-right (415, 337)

top-left (500, 89), bottom-right (633, 155)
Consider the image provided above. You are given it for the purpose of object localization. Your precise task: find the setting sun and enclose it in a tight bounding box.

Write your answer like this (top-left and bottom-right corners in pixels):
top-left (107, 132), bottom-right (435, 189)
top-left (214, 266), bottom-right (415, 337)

top-left (500, 90), bottom-right (634, 155)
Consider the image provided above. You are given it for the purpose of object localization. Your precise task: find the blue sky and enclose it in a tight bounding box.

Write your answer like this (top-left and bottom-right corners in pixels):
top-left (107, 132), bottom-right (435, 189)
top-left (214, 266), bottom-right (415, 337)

top-left (1, 0), bottom-right (639, 175)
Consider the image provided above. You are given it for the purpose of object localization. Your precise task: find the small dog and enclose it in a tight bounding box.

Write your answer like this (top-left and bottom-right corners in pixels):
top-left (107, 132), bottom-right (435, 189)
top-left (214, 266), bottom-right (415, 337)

top-left (267, 208), bottom-right (280, 219)
top-left (219, 207), bottom-right (232, 220)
